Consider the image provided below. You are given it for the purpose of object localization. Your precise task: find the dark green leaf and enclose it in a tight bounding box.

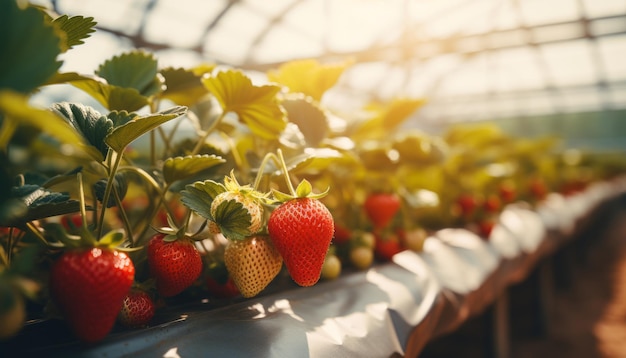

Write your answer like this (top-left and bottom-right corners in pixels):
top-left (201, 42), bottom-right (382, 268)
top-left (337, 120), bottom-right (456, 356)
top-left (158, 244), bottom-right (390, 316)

top-left (179, 180), bottom-right (226, 220)
top-left (0, 1), bottom-right (62, 93)
top-left (107, 110), bottom-right (139, 127)
top-left (96, 51), bottom-right (164, 97)
top-left (1, 185), bottom-right (80, 226)
top-left (105, 106), bottom-right (187, 153)
top-left (51, 102), bottom-right (112, 159)
top-left (162, 155), bottom-right (226, 185)
top-left (160, 67), bottom-right (212, 106)
top-left (52, 15), bottom-right (97, 52)
top-left (93, 173), bottom-right (128, 208)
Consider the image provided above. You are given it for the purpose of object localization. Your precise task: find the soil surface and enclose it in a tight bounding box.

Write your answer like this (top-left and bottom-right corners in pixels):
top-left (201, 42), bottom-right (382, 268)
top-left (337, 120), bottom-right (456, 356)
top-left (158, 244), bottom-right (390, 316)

top-left (420, 194), bottom-right (626, 358)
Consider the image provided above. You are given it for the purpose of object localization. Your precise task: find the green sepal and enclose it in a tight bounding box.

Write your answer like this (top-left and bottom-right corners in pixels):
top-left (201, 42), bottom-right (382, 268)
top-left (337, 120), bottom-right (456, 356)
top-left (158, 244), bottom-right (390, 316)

top-left (211, 199), bottom-right (251, 241)
top-left (179, 180), bottom-right (227, 221)
top-left (97, 228), bottom-right (125, 248)
top-left (271, 179), bottom-right (329, 203)
top-left (42, 222), bottom-right (91, 249)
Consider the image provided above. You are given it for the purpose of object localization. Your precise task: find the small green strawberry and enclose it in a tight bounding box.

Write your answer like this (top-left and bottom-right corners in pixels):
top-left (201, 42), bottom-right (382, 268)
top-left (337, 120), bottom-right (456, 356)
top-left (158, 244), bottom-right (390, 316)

top-left (223, 235), bottom-right (283, 298)
top-left (268, 180), bottom-right (334, 287)
top-left (147, 232), bottom-right (203, 297)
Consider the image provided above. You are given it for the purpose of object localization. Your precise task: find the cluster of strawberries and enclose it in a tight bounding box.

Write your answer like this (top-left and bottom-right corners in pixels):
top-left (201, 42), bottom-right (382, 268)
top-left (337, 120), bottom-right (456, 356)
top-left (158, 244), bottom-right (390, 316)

top-left (48, 173), bottom-right (334, 343)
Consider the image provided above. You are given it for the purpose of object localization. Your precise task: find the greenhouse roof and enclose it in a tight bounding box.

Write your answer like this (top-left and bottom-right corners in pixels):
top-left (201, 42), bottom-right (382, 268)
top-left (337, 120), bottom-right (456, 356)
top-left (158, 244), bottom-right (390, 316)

top-left (35, 0), bottom-right (626, 123)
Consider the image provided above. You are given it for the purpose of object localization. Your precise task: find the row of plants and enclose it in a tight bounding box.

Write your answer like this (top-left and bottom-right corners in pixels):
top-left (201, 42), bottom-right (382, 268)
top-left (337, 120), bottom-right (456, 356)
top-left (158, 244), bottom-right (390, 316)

top-left (1, 0), bottom-right (625, 346)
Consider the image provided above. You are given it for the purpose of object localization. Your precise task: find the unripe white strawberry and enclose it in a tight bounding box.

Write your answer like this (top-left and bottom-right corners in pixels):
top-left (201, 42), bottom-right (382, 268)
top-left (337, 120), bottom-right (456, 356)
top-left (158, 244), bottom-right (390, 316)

top-left (224, 235), bottom-right (283, 298)
top-left (210, 191), bottom-right (263, 236)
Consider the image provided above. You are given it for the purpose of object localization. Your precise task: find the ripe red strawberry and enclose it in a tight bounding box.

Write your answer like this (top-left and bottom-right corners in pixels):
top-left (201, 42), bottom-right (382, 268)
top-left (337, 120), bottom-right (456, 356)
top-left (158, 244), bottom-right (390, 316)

top-left (483, 194), bottom-right (502, 213)
top-left (49, 247), bottom-right (135, 343)
top-left (478, 219), bottom-right (496, 238)
top-left (374, 232), bottom-right (403, 261)
top-left (455, 193), bottom-right (478, 217)
top-left (147, 233), bottom-right (203, 297)
top-left (498, 181), bottom-right (517, 203)
top-left (223, 235), bottom-right (283, 297)
top-left (268, 197), bottom-right (334, 287)
top-left (333, 225), bottom-right (352, 245)
top-left (529, 177), bottom-right (548, 200)
top-left (206, 276), bottom-right (240, 299)
top-left (118, 288), bottom-right (155, 328)
top-left (363, 193), bottom-right (401, 229)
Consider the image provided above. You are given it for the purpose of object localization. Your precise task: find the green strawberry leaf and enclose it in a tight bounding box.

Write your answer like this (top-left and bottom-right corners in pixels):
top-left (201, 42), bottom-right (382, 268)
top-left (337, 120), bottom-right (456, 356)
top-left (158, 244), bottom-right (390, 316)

top-left (0, 1), bottom-right (62, 93)
top-left (51, 15), bottom-right (97, 52)
top-left (179, 180), bottom-right (227, 220)
top-left (96, 51), bottom-right (165, 97)
top-left (289, 148), bottom-right (343, 174)
top-left (160, 67), bottom-right (214, 106)
top-left (352, 98), bottom-right (426, 141)
top-left (105, 105), bottom-right (187, 153)
top-left (162, 155), bottom-right (226, 185)
top-left (107, 110), bottom-right (139, 127)
top-left (281, 94), bottom-right (329, 147)
top-left (93, 173), bottom-right (128, 208)
top-left (50, 102), bottom-right (113, 160)
top-left (46, 72), bottom-right (150, 112)
top-left (267, 59), bottom-right (351, 101)
top-left (1, 185), bottom-right (80, 226)
top-left (211, 199), bottom-right (251, 241)
top-left (202, 70), bottom-right (287, 139)
top-left (0, 91), bottom-right (90, 154)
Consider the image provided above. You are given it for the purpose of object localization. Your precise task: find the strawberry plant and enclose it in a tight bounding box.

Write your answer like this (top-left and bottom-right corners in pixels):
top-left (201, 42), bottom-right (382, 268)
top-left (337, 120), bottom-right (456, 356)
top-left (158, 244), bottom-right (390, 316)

top-left (1, 0), bottom-right (625, 349)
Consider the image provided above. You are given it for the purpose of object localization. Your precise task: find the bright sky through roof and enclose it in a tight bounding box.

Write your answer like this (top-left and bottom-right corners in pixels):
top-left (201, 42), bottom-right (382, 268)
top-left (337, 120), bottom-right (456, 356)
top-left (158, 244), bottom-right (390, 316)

top-left (31, 0), bottom-right (626, 122)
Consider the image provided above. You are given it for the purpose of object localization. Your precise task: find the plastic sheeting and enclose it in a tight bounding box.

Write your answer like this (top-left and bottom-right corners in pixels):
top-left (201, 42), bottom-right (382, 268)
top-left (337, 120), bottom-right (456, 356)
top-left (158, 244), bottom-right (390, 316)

top-left (4, 178), bottom-right (626, 358)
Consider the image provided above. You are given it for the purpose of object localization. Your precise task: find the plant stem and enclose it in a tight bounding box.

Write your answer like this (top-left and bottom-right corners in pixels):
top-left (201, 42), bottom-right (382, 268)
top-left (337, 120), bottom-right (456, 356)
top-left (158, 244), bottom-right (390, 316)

top-left (25, 222), bottom-right (49, 247)
top-left (252, 152), bottom-right (278, 191)
top-left (77, 172), bottom-right (88, 232)
top-left (96, 150), bottom-right (124, 239)
top-left (190, 111), bottom-right (226, 156)
top-left (274, 149), bottom-right (297, 196)
top-left (112, 186), bottom-right (134, 245)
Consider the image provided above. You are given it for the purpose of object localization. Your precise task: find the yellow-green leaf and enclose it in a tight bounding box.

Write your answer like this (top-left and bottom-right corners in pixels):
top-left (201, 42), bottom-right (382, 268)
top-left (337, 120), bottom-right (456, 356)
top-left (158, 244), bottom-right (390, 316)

top-left (46, 72), bottom-right (148, 111)
top-left (162, 154), bottom-right (226, 184)
top-left (202, 70), bottom-right (286, 139)
top-left (0, 90), bottom-right (88, 152)
top-left (267, 59), bottom-right (352, 101)
top-left (353, 98), bottom-right (426, 141)
top-left (281, 94), bottom-right (329, 146)
top-left (161, 66), bottom-right (214, 106)
top-left (105, 106), bottom-right (187, 153)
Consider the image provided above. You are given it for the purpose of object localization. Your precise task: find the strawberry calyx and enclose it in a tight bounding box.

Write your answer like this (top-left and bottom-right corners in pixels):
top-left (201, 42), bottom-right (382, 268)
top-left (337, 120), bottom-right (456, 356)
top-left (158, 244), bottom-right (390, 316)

top-left (181, 171), bottom-right (271, 241)
top-left (272, 179), bottom-right (329, 203)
